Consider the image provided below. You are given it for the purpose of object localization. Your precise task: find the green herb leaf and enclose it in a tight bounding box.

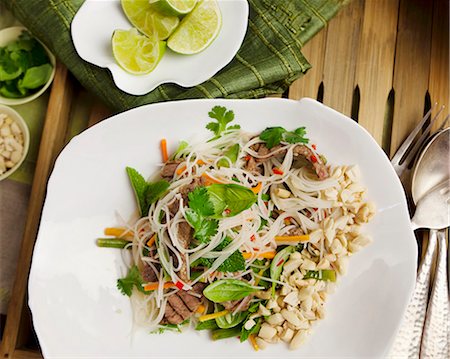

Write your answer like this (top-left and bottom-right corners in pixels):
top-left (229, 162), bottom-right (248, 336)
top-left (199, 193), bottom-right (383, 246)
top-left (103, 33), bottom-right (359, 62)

top-left (126, 167), bottom-right (169, 216)
top-left (171, 140), bottom-right (189, 159)
top-left (207, 184), bottom-right (257, 217)
top-left (206, 106), bottom-right (240, 137)
top-left (217, 144), bottom-right (240, 168)
top-left (259, 126), bottom-right (309, 149)
top-left (117, 265), bottom-right (146, 297)
top-left (197, 237), bottom-right (245, 272)
top-left (195, 320), bottom-right (219, 331)
top-left (215, 308), bottom-right (247, 329)
top-left (270, 246), bottom-right (295, 295)
top-left (18, 63), bottom-right (52, 90)
top-left (126, 167), bottom-right (148, 216)
top-left (211, 327), bottom-right (242, 340)
top-left (188, 187), bottom-right (215, 217)
top-left (240, 317), bottom-right (262, 342)
top-left (185, 209), bottom-right (218, 243)
top-left (146, 180), bottom-right (170, 206)
top-left (259, 127), bottom-right (286, 149)
top-left (203, 279), bottom-right (259, 303)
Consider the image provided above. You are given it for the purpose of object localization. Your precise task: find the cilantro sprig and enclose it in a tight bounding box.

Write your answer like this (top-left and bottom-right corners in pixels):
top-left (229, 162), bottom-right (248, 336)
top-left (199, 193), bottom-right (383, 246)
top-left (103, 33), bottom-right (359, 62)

top-left (206, 106), bottom-right (240, 138)
top-left (185, 187), bottom-right (219, 243)
top-left (117, 265), bottom-right (147, 297)
top-left (259, 126), bottom-right (309, 149)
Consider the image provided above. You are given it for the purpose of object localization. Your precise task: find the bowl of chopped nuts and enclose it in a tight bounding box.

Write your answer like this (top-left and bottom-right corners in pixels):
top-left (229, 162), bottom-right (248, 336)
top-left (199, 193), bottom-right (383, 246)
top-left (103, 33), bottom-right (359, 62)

top-left (0, 105), bottom-right (29, 181)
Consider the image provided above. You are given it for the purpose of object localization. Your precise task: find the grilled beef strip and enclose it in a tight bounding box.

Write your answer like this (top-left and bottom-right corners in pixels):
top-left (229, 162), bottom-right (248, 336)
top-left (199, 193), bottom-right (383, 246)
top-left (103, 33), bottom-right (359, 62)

top-left (247, 143), bottom-right (328, 180)
top-left (142, 263), bottom-right (159, 283)
top-left (176, 221), bottom-right (192, 282)
top-left (161, 283), bottom-right (207, 325)
top-left (161, 160), bottom-right (182, 180)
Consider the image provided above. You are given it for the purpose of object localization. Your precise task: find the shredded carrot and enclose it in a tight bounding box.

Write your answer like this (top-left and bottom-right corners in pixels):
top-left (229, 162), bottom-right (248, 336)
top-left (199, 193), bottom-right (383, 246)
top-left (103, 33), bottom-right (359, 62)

top-left (202, 172), bottom-right (224, 185)
top-left (249, 334), bottom-right (259, 351)
top-left (242, 251), bottom-right (276, 260)
top-left (146, 234), bottom-right (156, 247)
top-left (176, 165), bottom-right (187, 176)
top-left (199, 310), bottom-right (228, 322)
top-left (251, 182), bottom-right (262, 194)
top-left (196, 304), bottom-right (206, 314)
top-left (160, 138), bottom-right (168, 162)
top-left (143, 282), bottom-right (176, 291)
top-left (104, 227), bottom-right (133, 239)
top-left (274, 234), bottom-right (310, 243)
top-left (176, 160), bottom-right (207, 176)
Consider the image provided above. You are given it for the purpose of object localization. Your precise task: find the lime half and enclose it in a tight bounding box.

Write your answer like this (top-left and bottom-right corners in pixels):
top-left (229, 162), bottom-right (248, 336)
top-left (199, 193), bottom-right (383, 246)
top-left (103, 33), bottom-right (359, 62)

top-left (167, 0), bottom-right (222, 55)
top-left (149, 0), bottom-right (198, 16)
top-left (121, 0), bottom-right (179, 40)
top-left (112, 29), bottom-right (165, 75)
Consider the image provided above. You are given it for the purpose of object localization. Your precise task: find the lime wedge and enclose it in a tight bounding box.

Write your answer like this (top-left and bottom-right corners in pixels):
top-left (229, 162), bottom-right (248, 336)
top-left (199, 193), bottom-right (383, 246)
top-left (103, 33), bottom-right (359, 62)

top-left (112, 29), bottom-right (165, 75)
top-left (167, 0), bottom-right (222, 55)
top-left (149, 0), bottom-right (198, 16)
top-left (121, 0), bottom-right (180, 40)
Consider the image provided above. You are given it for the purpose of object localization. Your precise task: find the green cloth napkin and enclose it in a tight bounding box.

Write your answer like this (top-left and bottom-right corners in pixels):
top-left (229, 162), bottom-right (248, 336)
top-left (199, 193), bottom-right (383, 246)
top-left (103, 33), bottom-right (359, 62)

top-left (2, 0), bottom-right (347, 112)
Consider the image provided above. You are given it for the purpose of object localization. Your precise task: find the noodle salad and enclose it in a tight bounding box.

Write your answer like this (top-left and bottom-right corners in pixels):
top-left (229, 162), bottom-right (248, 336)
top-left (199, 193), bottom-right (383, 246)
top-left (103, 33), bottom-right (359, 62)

top-left (97, 106), bottom-right (375, 350)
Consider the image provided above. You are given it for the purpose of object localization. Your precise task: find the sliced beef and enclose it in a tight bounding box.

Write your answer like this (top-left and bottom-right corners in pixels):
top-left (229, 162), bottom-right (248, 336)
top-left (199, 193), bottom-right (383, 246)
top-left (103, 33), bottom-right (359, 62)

top-left (161, 283), bottom-right (207, 325)
top-left (287, 227), bottom-right (305, 236)
top-left (221, 295), bottom-right (252, 312)
top-left (176, 221), bottom-right (192, 282)
top-left (168, 177), bottom-right (205, 216)
top-left (245, 156), bottom-right (257, 172)
top-left (142, 263), bottom-right (159, 283)
top-left (163, 302), bottom-right (184, 324)
top-left (252, 144), bottom-right (286, 163)
top-left (168, 294), bottom-right (192, 320)
top-left (161, 160), bottom-right (181, 179)
top-left (293, 145), bottom-right (328, 180)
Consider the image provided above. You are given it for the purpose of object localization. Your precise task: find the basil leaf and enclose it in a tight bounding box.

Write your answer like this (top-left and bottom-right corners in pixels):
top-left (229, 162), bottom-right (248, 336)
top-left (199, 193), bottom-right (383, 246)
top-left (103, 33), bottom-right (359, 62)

top-left (207, 184), bottom-right (257, 217)
top-left (203, 279), bottom-right (259, 303)
top-left (195, 320), bottom-right (219, 331)
top-left (215, 309), bottom-right (247, 329)
top-left (270, 246), bottom-right (295, 295)
top-left (18, 63), bottom-right (52, 90)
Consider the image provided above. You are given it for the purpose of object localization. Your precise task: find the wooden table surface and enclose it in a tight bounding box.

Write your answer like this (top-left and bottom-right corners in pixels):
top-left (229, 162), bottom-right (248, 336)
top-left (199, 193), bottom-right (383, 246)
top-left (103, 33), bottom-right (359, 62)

top-left (1, 0), bottom-right (448, 357)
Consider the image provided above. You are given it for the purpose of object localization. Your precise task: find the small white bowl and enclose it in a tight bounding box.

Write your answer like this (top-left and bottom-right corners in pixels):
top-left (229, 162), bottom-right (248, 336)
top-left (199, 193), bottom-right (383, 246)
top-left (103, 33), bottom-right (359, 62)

top-left (0, 104), bottom-right (30, 181)
top-left (0, 26), bottom-right (56, 106)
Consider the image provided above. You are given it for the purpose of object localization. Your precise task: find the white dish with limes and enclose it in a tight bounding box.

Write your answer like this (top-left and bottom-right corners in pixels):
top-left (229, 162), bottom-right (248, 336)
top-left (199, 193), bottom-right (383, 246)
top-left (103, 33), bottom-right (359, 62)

top-left (71, 0), bottom-right (249, 95)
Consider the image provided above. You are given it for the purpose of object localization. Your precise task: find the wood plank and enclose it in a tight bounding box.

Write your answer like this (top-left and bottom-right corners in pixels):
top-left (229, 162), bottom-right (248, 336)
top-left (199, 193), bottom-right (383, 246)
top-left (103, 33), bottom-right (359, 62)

top-left (429, 0), bottom-right (449, 131)
top-left (288, 29), bottom-right (327, 100)
top-left (322, 0), bottom-right (364, 116)
top-left (390, 0), bottom-right (433, 155)
top-left (355, 0), bottom-right (399, 144)
top-left (88, 101), bottom-right (113, 127)
top-left (0, 63), bottom-right (74, 359)
top-left (13, 348), bottom-right (42, 359)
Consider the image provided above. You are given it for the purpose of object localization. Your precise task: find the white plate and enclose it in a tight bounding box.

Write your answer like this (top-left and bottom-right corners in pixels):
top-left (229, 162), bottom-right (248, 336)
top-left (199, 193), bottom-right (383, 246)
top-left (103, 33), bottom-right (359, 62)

top-left (71, 0), bottom-right (249, 95)
top-left (29, 98), bottom-right (417, 358)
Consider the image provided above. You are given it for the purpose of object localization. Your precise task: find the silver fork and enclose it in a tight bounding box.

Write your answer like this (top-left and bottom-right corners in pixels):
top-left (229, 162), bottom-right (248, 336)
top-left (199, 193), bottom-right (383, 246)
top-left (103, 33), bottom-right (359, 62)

top-left (389, 106), bottom-right (449, 358)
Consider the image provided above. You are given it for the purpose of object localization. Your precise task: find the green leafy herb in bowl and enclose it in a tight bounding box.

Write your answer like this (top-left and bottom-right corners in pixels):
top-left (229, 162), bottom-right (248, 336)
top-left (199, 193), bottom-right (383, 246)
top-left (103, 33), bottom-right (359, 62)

top-left (0, 26), bottom-right (55, 105)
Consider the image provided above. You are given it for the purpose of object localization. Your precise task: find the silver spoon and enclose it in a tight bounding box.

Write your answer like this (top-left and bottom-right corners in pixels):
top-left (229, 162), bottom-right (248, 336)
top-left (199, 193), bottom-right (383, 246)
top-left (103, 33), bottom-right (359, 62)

top-left (411, 128), bottom-right (450, 358)
top-left (390, 128), bottom-right (450, 358)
